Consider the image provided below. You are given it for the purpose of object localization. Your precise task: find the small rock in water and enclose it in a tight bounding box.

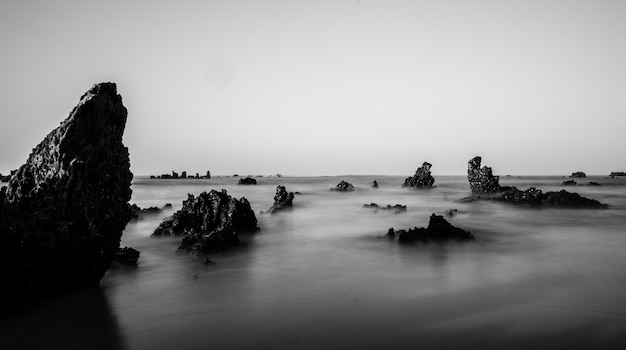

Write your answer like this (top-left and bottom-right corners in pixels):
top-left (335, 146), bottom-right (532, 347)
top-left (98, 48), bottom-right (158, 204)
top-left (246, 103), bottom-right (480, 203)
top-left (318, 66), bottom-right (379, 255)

top-left (570, 171), bottom-right (586, 178)
top-left (389, 214), bottom-right (475, 243)
top-left (330, 180), bottom-right (354, 192)
top-left (152, 189), bottom-right (258, 254)
top-left (403, 162), bottom-right (435, 188)
top-left (364, 203), bottom-right (407, 213)
top-left (267, 185), bottom-right (295, 214)
top-left (561, 180), bottom-right (577, 186)
top-left (238, 177), bottom-right (257, 185)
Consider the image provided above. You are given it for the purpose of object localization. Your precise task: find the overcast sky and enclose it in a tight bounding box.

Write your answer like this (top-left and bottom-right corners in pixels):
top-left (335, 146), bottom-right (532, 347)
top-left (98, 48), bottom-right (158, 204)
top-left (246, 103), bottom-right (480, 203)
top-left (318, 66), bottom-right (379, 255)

top-left (1, 0), bottom-right (624, 176)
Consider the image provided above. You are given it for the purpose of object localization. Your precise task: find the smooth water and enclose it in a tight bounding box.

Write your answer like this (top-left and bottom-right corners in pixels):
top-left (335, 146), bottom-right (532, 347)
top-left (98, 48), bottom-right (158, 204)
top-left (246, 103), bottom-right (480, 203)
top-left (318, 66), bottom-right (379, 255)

top-left (2, 175), bottom-right (626, 349)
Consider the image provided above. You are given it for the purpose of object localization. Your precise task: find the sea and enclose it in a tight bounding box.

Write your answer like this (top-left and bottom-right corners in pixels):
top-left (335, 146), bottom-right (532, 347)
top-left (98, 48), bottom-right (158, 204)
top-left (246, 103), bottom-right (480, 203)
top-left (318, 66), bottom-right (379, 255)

top-left (2, 175), bottom-right (626, 349)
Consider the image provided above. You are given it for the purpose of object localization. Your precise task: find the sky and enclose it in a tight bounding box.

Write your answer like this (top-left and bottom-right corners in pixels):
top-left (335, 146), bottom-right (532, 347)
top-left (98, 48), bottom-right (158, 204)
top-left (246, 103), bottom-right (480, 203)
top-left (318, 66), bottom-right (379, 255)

top-left (0, 0), bottom-right (625, 176)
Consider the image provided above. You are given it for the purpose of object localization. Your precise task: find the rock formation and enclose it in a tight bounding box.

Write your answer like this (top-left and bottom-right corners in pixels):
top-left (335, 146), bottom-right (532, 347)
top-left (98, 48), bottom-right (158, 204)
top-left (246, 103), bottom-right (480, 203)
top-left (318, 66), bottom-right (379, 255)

top-left (238, 177), bottom-right (257, 185)
top-left (152, 190), bottom-right (258, 253)
top-left (330, 180), bottom-right (354, 192)
top-left (570, 172), bottom-right (586, 178)
top-left (387, 214), bottom-right (474, 243)
top-left (372, 180), bottom-right (379, 188)
top-left (467, 156), bottom-right (501, 193)
top-left (465, 156), bottom-right (607, 208)
top-left (561, 180), bottom-right (577, 186)
top-left (129, 203), bottom-right (172, 220)
top-left (364, 203), bottom-right (407, 213)
top-left (267, 185), bottom-right (294, 214)
top-left (403, 162), bottom-right (435, 188)
top-left (113, 247), bottom-right (140, 266)
top-left (0, 82), bottom-right (133, 301)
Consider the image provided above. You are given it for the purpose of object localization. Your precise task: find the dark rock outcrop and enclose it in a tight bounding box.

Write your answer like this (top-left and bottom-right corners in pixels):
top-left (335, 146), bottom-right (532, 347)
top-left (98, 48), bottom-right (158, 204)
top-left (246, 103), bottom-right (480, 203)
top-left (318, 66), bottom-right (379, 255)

top-left (403, 162), bottom-right (435, 188)
top-left (464, 156), bottom-right (606, 208)
top-left (372, 180), bottom-right (378, 188)
top-left (467, 156), bottom-right (501, 193)
top-left (610, 171), bottom-right (626, 177)
top-left (129, 203), bottom-right (172, 221)
top-left (152, 190), bottom-right (258, 254)
top-left (330, 180), bottom-right (354, 192)
top-left (561, 180), bottom-right (577, 186)
top-left (112, 247), bottom-right (140, 266)
top-left (570, 172), bottom-right (586, 178)
top-left (267, 185), bottom-right (294, 214)
top-left (388, 214), bottom-right (474, 243)
top-left (238, 177), bottom-right (257, 185)
top-left (364, 203), bottom-right (406, 213)
top-left (0, 82), bottom-right (133, 301)
top-left (588, 181), bottom-right (601, 186)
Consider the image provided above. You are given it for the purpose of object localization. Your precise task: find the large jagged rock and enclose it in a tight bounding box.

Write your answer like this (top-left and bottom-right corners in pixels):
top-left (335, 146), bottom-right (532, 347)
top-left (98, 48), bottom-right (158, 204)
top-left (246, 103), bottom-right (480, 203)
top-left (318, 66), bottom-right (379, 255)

top-left (387, 214), bottom-right (474, 243)
top-left (152, 189), bottom-right (258, 253)
top-left (267, 185), bottom-right (294, 214)
top-left (0, 82), bottom-right (133, 300)
top-left (467, 156), bottom-right (501, 193)
top-left (464, 156), bottom-right (607, 208)
top-left (403, 162), bottom-right (435, 188)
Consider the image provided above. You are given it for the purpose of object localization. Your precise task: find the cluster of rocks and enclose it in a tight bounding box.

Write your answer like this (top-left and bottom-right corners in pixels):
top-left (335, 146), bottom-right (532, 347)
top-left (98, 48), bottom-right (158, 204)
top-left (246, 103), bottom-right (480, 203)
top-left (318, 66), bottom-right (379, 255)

top-left (0, 83), bottom-right (134, 301)
top-left (610, 171), bottom-right (626, 178)
top-left (330, 180), bottom-right (354, 192)
top-left (238, 177), bottom-right (257, 185)
top-left (150, 170), bottom-right (211, 179)
top-left (364, 203), bottom-right (407, 214)
top-left (387, 214), bottom-right (474, 243)
top-left (152, 189), bottom-right (258, 254)
top-left (465, 156), bottom-right (607, 208)
top-left (403, 162), bottom-right (435, 188)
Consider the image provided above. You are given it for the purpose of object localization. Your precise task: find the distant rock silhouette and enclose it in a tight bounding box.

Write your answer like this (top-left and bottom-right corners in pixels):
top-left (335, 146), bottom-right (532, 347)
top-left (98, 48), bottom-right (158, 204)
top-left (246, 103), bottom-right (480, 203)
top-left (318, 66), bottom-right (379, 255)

top-left (330, 180), bottom-right (354, 192)
top-left (464, 156), bottom-right (607, 208)
top-left (129, 203), bottom-right (172, 221)
top-left (238, 177), bottom-right (257, 185)
top-left (364, 203), bottom-right (406, 213)
top-left (561, 180), bottom-right (577, 186)
top-left (403, 162), bottom-right (435, 188)
top-left (0, 82), bottom-right (133, 301)
top-left (372, 180), bottom-right (379, 188)
top-left (152, 190), bottom-right (258, 253)
top-left (267, 185), bottom-right (294, 214)
top-left (570, 171), bottom-right (586, 178)
top-left (387, 214), bottom-right (474, 243)
top-left (610, 171), bottom-right (626, 178)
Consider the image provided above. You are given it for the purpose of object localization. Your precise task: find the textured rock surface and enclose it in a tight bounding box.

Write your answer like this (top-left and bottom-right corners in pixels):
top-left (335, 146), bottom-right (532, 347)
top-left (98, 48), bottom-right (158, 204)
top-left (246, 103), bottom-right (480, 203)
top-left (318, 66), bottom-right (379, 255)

top-left (330, 180), bottom-right (354, 192)
top-left (465, 156), bottom-right (606, 208)
top-left (0, 82), bottom-right (133, 300)
top-left (238, 177), bottom-right (257, 185)
top-left (153, 189), bottom-right (258, 253)
top-left (267, 185), bottom-right (294, 214)
top-left (403, 162), bottom-right (435, 188)
top-left (467, 156), bottom-right (501, 193)
top-left (388, 214), bottom-right (474, 243)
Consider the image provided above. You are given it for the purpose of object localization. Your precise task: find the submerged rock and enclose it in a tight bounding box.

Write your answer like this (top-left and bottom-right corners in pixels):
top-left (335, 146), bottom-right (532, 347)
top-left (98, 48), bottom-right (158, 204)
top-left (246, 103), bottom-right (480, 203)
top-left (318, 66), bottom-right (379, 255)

top-left (152, 189), bottom-right (258, 253)
top-left (330, 180), bottom-right (354, 192)
top-left (561, 180), bottom-right (577, 186)
top-left (267, 185), bottom-right (294, 214)
top-left (403, 162), bottom-right (435, 188)
top-left (364, 203), bottom-right (407, 213)
top-left (467, 156), bottom-right (501, 193)
top-left (464, 156), bottom-right (607, 208)
top-left (238, 177), bottom-right (257, 185)
top-left (389, 214), bottom-right (474, 243)
top-left (0, 82), bottom-right (133, 300)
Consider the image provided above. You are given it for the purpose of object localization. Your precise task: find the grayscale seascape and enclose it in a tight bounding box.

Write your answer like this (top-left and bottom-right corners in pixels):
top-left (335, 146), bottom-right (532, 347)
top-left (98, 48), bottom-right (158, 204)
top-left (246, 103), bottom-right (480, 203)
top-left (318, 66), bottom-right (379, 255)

top-left (3, 175), bottom-right (626, 349)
